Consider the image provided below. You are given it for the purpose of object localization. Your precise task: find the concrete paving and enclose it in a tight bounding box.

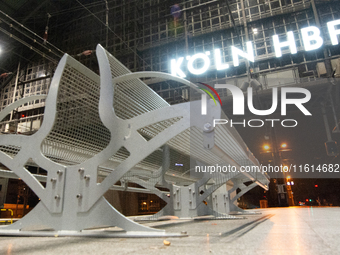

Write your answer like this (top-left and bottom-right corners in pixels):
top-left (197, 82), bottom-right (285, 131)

top-left (0, 206), bottom-right (339, 255)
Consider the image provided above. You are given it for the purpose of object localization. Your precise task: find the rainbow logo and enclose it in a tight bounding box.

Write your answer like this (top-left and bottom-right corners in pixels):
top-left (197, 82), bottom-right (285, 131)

top-left (198, 82), bottom-right (222, 106)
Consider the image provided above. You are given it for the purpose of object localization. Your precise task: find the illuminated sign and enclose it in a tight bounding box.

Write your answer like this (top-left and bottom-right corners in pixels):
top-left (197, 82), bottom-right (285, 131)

top-left (171, 19), bottom-right (340, 77)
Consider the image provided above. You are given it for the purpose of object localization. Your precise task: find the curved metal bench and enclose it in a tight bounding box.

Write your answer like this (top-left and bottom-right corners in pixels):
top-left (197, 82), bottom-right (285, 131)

top-left (96, 46), bottom-right (269, 219)
top-left (0, 44), bottom-right (269, 237)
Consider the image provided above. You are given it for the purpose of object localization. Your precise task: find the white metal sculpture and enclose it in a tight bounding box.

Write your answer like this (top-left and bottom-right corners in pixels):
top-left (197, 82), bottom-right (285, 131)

top-left (0, 44), bottom-right (269, 237)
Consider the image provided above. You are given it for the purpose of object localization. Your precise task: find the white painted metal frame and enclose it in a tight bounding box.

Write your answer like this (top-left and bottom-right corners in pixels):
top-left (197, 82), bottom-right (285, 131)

top-left (99, 46), bottom-right (269, 220)
top-left (226, 179), bottom-right (262, 215)
top-left (0, 45), bottom-right (218, 237)
top-left (0, 44), bottom-right (269, 237)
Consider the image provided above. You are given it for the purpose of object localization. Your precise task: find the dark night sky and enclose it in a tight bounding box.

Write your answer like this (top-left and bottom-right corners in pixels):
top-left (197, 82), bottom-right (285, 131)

top-left (235, 106), bottom-right (340, 173)
top-left (233, 103), bottom-right (340, 205)
top-left (191, 81), bottom-right (340, 205)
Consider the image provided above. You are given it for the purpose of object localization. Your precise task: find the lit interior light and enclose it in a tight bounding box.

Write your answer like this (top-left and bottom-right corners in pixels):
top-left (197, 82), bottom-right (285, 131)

top-left (281, 143), bottom-right (287, 148)
top-left (231, 41), bottom-right (254, 67)
top-left (273, 31), bottom-right (297, 57)
top-left (171, 57), bottom-right (186, 77)
top-left (327, 19), bottom-right (340, 45)
top-left (214, 49), bottom-right (229, 70)
top-left (301, 26), bottom-right (323, 51)
top-left (263, 144), bottom-right (270, 150)
top-left (253, 28), bottom-right (258, 34)
top-left (187, 53), bottom-right (210, 75)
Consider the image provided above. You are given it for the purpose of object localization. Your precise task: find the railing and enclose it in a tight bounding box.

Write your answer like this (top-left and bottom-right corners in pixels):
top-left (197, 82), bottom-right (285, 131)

top-left (0, 209), bottom-right (13, 224)
top-left (0, 114), bottom-right (43, 134)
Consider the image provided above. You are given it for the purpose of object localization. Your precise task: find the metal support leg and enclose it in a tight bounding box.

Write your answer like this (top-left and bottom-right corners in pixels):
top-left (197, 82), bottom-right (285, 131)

top-left (227, 179), bottom-right (261, 215)
top-left (126, 145), bottom-right (175, 221)
top-left (136, 171), bottom-right (242, 220)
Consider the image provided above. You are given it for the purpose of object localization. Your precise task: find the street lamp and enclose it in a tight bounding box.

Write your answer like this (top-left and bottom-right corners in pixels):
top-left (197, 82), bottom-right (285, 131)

top-left (263, 144), bottom-right (270, 151)
top-left (285, 174), bottom-right (295, 206)
top-left (260, 140), bottom-right (294, 207)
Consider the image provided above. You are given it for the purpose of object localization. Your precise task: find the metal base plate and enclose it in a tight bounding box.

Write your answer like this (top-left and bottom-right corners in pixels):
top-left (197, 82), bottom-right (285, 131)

top-left (193, 215), bottom-right (244, 220)
top-left (229, 211), bottom-right (262, 215)
top-left (0, 229), bottom-right (188, 238)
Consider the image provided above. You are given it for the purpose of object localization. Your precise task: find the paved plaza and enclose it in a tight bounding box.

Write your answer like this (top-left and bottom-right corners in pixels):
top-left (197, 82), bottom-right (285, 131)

top-left (0, 206), bottom-right (339, 255)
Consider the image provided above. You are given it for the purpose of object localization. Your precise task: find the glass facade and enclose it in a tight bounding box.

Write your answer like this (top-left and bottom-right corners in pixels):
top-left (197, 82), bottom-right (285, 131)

top-left (1, 0), bottom-right (340, 115)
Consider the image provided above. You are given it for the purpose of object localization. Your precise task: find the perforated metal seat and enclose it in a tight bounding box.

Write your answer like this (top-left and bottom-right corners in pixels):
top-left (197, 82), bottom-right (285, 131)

top-left (98, 46), bottom-right (269, 188)
top-left (96, 45), bottom-right (269, 218)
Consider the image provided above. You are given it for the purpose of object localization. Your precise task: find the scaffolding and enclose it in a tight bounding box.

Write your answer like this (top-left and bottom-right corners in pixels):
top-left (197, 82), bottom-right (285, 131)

top-left (1, 0), bottom-right (340, 106)
top-left (56, 0), bottom-right (340, 103)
